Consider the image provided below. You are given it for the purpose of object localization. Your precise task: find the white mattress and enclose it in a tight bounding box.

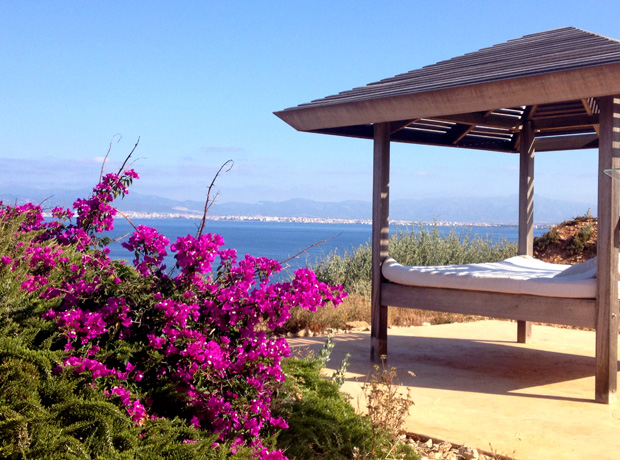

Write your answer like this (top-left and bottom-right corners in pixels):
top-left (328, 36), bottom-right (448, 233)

top-left (382, 256), bottom-right (597, 298)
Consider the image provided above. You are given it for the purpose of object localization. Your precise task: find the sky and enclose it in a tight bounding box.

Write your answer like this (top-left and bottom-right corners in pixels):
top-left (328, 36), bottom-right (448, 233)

top-left (1, 1), bottom-right (619, 212)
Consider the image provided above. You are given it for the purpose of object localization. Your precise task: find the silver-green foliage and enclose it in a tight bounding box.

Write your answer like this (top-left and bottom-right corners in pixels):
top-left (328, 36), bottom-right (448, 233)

top-left (312, 224), bottom-right (518, 296)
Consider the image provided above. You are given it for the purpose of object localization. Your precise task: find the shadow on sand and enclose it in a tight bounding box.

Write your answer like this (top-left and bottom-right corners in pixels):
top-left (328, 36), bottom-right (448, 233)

top-left (288, 328), bottom-right (619, 404)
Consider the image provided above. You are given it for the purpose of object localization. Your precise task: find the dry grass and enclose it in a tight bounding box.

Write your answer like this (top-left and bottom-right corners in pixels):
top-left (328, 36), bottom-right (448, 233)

top-left (281, 293), bottom-right (479, 334)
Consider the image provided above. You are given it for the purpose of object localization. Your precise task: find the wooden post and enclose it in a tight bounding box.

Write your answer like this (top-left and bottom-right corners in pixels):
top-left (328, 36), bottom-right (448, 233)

top-left (517, 120), bottom-right (535, 343)
top-left (595, 96), bottom-right (620, 404)
top-left (371, 122), bottom-right (390, 362)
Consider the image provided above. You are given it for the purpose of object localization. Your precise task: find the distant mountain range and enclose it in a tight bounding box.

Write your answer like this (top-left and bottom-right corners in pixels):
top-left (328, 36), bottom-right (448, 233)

top-left (0, 185), bottom-right (594, 225)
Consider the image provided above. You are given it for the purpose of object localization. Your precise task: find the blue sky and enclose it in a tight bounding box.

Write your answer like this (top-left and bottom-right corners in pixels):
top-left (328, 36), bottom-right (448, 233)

top-left (1, 1), bottom-right (618, 211)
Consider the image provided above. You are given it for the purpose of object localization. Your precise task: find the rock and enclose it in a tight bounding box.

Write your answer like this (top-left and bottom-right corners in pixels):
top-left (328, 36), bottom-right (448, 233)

top-left (345, 320), bottom-right (370, 330)
top-left (458, 445), bottom-right (479, 460)
top-left (421, 322), bottom-right (432, 327)
top-left (438, 442), bottom-right (452, 452)
top-left (297, 328), bottom-right (311, 337)
top-left (424, 438), bottom-right (433, 449)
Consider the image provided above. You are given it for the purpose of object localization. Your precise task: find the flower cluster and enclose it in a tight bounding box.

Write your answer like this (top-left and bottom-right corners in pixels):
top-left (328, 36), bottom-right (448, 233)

top-left (121, 225), bottom-right (169, 276)
top-left (73, 170), bottom-right (138, 233)
top-left (0, 166), bottom-right (346, 459)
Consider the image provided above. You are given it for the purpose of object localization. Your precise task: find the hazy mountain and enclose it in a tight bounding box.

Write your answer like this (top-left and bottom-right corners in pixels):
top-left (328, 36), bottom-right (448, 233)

top-left (0, 186), bottom-right (593, 225)
top-left (210, 196), bottom-right (592, 224)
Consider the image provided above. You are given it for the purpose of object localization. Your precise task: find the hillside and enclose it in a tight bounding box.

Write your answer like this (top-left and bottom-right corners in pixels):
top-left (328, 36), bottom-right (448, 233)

top-left (534, 215), bottom-right (597, 264)
top-left (0, 185), bottom-right (594, 224)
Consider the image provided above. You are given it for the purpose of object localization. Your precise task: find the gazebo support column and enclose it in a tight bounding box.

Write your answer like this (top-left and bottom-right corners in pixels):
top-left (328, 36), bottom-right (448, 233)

top-left (595, 96), bottom-right (620, 404)
top-left (371, 122), bottom-right (390, 362)
top-left (517, 120), bottom-right (535, 343)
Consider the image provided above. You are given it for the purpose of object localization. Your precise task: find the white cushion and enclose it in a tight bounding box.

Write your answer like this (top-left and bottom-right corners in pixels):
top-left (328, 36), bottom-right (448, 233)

top-left (554, 257), bottom-right (598, 278)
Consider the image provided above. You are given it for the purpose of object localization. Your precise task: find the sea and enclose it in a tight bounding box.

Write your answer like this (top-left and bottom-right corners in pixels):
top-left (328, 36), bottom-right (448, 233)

top-left (104, 219), bottom-right (548, 277)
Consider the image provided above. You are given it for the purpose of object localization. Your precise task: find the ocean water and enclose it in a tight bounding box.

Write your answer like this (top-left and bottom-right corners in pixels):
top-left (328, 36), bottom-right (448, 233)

top-left (104, 219), bottom-right (547, 276)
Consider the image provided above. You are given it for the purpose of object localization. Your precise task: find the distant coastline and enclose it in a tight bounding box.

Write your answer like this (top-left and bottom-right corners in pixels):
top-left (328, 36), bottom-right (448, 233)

top-left (114, 211), bottom-right (549, 229)
top-left (9, 187), bottom-right (584, 228)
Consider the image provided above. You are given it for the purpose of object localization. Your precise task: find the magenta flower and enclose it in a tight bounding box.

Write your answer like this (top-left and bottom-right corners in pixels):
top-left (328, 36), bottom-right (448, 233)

top-left (3, 163), bottom-right (346, 458)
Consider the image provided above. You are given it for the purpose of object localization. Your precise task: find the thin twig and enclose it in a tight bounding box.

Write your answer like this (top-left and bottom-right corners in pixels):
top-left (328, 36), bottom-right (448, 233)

top-left (196, 159), bottom-right (234, 238)
top-left (114, 208), bottom-right (138, 231)
top-left (116, 137), bottom-right (140, 176)
top-left (279, 232), bottom-right (342, 266)
top-left (100, 134), bottom-right (122, 182)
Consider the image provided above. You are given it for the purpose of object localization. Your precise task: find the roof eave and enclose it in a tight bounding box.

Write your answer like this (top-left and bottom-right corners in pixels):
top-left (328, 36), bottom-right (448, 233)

top-left (274, 62), bottom-right (620, 132)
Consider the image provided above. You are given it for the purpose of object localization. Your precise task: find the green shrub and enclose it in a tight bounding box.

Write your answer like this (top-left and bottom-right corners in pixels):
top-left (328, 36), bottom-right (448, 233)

top-left (274, 342), bottom-right (419, 460)
top-left (569, 223), bottom-right (595, 255)
top-left (533, 227), bottom-right (560, 253)
top-left (313, 224), bottom-right (517, 296)
top-left (0, 333), bottom-right (247, 460)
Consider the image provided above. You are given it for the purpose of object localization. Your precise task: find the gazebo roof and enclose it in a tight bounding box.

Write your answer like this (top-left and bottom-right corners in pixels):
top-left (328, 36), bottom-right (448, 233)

top-left (275, 27), bottom-right (620, 153)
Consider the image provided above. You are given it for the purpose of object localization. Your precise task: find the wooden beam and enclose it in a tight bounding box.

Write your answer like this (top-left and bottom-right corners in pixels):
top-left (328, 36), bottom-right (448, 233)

top-left (315, 125), bottom-right (374, 139)
top-left (582, 98), bottom-right (601, 136)
top-left (535, 133), bottom-right (599, 152)
top-left (381, 283), bottom-right (596, 328)
top-left (275, 63), bottom-right (620, 132)
top-left (371, 123), bottom-right (390, 362)
top-left (518, 120), bottom-right (535, 256)
top-left (447, 124), bottom-right (474, 145)
top-left (314, 125), bottom-right (517, 152)
top-left (435, 112), bottom-right (520, 130)
top-left (517, 121), bottom-right (535, 343)
top-left (531, 114), bottom-right (599, 131)
top-left (390, 119), bottom-right (417, 134)
top-left (595, 96), bottom-right (620, 404)
top-left (392, 128), bottom-right (515, 152)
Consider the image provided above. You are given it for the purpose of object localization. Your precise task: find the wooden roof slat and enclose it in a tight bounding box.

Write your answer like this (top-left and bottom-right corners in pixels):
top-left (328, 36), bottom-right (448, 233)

top-left (389, 119), bottom-right (417, 134)
top-left (535, 133), bottom-right (599, 151)
top-left (447, 124), bottom-right (473, 145)
top-left (434, 112), bottom-right (520, 130)
top-left (299, 43), bottom-right (620, 108)
top-left (582, 98), bottom-right (601, 136)
top-left (531, 114), bottom-right (598, 131)
top-left (535, 127), bottom-right (597, 137)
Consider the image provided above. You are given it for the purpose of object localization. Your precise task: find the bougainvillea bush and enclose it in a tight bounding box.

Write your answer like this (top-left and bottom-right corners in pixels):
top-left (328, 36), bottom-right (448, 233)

top-left (0, 165), bottom-right (345, 459)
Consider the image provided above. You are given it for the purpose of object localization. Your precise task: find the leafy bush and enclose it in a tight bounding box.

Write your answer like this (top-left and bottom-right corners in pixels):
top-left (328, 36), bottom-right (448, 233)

top-left (0, 335), bottom-right (244, 459)
top-left (0, 158), bottom-right (345, 459)
top-left (533, 227), bottom-right (560, 253)
top-left (274, 341), bottom-right (418, 460)
top-left (569, 223), bottom-right (595, 255)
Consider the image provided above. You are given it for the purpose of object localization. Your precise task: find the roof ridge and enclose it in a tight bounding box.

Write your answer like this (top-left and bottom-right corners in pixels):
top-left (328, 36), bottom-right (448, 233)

top-left (294, 27), bottom-right (620, 109)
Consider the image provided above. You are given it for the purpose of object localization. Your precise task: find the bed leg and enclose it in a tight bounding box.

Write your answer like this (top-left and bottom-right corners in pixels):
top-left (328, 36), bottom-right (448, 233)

top-left (517, 320), bottom-right (532, 343)
top-left (371, 303), bottom-right (388, 362)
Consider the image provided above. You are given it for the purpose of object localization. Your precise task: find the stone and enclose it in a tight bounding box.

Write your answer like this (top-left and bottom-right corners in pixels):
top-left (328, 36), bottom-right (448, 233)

top-left (297, 328), bottom-right (311, 337)
top-left (458, 445), bottom-right (479, 460)
top-left (345, 320), bottom-right (370, 330)
top-left (438, 441), bottom-right (452, 452)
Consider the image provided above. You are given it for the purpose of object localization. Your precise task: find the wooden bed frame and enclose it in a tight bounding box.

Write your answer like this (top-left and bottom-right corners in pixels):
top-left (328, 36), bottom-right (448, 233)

top-left (380, 282), bottom-right (596, 330)
top-left (275, 28), bottom-right (620, 403)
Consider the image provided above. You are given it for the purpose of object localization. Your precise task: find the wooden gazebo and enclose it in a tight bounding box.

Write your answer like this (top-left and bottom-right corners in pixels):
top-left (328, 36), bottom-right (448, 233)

top-left (275, 27), bottom-right (620, 403)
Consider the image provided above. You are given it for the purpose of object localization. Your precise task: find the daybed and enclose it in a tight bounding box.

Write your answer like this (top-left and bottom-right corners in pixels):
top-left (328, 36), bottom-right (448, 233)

top-left (275, 27), bottom-right (620, 403)
top-left (381, 256), bottom-right (599, 329)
